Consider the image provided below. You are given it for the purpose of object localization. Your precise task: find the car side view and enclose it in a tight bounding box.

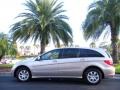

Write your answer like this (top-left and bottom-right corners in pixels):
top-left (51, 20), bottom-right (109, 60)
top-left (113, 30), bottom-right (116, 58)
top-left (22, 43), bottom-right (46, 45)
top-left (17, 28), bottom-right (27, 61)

top-left (11, 48), bottom-right (115, 85)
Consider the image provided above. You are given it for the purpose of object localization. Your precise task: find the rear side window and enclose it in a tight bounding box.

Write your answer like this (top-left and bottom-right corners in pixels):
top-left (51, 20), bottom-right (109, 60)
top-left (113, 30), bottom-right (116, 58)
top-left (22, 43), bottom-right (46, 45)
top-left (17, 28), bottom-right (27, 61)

top-left (80, 49), bottom-right (104, 57)
top-left (62, 48), bottom-right (80, 58)
top-left (105, 51), bottom-right (111, 58)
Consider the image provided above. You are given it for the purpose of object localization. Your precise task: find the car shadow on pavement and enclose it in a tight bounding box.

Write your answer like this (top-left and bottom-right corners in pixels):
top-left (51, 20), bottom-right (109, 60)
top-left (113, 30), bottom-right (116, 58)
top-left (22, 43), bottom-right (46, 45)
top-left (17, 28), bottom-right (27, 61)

top-left (28, 78), bottom-right (86, 85)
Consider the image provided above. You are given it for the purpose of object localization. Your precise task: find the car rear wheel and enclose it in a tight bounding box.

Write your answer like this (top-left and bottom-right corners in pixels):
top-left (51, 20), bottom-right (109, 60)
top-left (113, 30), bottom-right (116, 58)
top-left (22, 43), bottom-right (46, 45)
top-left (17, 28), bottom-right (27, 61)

top-left (83, 68), bottom-right (102, 85)
top-left (16, 67), bottom-right (31, 82)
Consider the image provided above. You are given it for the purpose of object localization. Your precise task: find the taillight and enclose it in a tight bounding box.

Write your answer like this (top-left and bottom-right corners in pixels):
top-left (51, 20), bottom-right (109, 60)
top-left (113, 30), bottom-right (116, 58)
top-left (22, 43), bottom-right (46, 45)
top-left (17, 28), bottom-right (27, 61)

top-left (104, 60), bottom-right (113, 66)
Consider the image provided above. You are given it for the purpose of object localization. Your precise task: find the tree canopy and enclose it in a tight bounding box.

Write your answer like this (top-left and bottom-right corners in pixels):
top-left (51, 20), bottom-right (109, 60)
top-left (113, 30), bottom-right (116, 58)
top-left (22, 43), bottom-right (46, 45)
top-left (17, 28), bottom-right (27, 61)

top-left (0, 33), bottom-right (17, 61)
top-left (83, 0), bottom-right (120, 63)
top-left (10, 0), bottom-right (73, 54)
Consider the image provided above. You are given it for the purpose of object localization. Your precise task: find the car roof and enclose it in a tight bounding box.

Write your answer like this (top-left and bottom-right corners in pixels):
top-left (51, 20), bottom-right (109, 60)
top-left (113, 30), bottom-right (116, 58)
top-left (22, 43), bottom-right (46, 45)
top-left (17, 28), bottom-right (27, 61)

top-left (54, 47), bottom-right (105, 51)
top-left (53, 47), bottom-right (110, 58)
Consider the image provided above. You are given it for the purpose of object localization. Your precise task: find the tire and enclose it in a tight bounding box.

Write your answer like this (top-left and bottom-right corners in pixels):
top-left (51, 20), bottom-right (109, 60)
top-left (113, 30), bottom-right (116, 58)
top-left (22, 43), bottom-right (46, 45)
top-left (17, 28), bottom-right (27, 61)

top-left (16, 67), bottom-right (31, 82)
top-left (83, 68), bottom-right (102, 85)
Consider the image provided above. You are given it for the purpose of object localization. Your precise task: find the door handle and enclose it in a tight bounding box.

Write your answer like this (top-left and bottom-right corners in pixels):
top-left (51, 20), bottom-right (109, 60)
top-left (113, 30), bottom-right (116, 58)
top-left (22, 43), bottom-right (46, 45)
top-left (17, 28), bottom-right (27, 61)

top-left (80, 59), bottom-right (85, 61)
top-left (53, 60), bottom-right (57, 63)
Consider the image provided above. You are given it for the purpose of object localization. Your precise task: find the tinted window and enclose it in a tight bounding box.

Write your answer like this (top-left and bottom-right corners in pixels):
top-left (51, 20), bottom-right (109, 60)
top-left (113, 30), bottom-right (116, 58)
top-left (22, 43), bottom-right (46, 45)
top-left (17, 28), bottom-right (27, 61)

top-left (40, 49), bottom-right (61, 60)
top-left (62, 48), bottom-right (80, 58)
top-left (80, 49), bottom-right (104, 57)
top-left (105, 51), bottom-right (111, 58)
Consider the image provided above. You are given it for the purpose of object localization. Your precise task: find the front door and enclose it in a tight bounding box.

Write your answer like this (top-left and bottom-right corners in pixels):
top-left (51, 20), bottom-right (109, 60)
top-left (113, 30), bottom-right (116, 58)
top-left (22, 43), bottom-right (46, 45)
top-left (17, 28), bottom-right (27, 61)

top-left (30, 49), bottom-right (61, 77)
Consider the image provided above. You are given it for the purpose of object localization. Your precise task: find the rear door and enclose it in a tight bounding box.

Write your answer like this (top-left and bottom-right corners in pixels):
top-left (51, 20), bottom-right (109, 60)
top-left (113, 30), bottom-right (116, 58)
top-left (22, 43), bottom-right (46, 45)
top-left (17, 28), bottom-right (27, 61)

top-left (55, 48), bottom-right (83, 76)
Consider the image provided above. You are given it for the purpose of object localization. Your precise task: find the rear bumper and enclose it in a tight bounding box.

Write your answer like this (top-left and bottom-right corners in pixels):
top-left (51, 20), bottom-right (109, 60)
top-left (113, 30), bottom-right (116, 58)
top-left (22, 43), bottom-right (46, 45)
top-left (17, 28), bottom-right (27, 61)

top-left (103, 66), bottom-right (115, 78)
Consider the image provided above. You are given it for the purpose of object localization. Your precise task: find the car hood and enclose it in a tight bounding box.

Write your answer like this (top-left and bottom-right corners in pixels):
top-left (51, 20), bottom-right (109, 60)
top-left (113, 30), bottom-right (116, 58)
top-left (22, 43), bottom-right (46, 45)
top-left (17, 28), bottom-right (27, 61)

top-left (15, 58), bottom-right (35, 65)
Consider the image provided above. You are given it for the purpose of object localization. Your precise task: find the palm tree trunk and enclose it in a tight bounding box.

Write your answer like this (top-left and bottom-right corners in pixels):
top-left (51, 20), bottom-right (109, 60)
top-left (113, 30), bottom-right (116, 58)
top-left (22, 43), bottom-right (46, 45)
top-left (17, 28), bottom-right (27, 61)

top-left (0, 55), bottom-right (4, 61)
top-left (40, 43), bottom-right (45, 54)
top-left (111, 26), bottom-right (119, 64)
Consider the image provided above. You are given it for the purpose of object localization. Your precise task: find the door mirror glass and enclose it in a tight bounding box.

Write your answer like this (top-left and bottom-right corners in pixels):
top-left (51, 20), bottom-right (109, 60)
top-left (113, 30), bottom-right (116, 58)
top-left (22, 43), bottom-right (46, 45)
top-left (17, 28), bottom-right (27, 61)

top-left (35, 56), bottom-right (41, 61)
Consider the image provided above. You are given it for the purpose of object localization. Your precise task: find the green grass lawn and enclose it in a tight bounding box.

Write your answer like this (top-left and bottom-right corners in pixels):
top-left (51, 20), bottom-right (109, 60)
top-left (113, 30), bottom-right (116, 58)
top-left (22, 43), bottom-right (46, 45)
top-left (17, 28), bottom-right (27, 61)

top-left (0, 64), bottom-right (13, 69)
top-left (115, 64), bottom-right (120, 74)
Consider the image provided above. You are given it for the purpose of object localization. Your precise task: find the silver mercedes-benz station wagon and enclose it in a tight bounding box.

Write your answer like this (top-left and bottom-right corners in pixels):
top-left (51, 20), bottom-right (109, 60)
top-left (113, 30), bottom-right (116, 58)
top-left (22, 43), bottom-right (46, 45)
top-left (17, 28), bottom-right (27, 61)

top-left (11, 48), bottom-right (115, 85)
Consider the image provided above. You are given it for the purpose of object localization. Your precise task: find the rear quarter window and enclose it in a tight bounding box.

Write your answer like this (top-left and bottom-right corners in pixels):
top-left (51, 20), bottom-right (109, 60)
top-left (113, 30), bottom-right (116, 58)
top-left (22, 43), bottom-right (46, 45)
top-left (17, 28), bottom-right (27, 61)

top-left (105, 51), bottom-right (111, 58)
top-left (79, 49), bottom-right (104, 57)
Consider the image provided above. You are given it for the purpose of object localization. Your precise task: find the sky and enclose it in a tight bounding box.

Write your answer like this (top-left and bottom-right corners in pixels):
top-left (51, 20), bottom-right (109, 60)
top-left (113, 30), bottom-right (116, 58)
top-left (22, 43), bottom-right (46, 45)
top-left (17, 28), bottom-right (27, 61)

top-left (0, 0), bottom-right (109, 47)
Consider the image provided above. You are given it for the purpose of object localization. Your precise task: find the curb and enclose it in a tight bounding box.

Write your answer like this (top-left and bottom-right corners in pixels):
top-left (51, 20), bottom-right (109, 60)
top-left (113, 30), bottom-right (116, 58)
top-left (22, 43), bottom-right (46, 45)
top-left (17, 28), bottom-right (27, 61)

top-left (113, 74), bottom-right (120, 79)
top-left (0, 72), bottom-right (11, 76)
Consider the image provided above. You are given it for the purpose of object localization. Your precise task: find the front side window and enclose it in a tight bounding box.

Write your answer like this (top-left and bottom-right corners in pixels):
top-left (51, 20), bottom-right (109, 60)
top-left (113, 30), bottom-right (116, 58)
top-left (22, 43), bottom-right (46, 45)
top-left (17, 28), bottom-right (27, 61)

top-left (62, 48), bottom-right (80, 58)
top-left (40, 49), bottom-right (60, 60)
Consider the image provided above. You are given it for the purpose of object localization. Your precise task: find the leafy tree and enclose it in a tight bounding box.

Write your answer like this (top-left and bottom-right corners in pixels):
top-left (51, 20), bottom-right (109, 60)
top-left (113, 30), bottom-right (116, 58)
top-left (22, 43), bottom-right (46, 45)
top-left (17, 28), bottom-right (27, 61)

top-left (83, 0), bottom-right (120, 63)
top-left (0, 33), bottom-right (17, 61)
top-left (10, 0), bottom-right (73, 54)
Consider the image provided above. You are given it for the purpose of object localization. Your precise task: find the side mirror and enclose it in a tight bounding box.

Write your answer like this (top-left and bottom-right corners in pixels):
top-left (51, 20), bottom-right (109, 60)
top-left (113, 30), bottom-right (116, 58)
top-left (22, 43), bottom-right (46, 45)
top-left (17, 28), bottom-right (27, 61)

top-left (35, 56), bottom-right (41, 61)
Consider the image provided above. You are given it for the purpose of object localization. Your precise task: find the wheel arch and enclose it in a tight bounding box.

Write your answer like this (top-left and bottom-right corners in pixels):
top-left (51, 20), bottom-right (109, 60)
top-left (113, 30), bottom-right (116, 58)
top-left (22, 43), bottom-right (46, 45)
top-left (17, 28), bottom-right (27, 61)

top-left (14, 65), bottom-right (31, 77)
top-left (82, 66), bottom-right (104, 79)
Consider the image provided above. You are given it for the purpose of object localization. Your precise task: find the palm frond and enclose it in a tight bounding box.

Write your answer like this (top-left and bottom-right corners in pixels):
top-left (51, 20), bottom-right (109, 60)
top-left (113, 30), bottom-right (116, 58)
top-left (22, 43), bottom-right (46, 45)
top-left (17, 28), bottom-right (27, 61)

top-left (10, 0), bottom-right (73, 52)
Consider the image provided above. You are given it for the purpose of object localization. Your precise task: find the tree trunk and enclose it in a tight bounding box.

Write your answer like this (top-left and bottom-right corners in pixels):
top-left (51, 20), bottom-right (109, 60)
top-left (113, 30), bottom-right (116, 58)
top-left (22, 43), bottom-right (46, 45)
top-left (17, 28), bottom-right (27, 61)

top-left (111, 25), bottom-right (119, 64)
top-left (40, 43), bottom-right (45, 54)
top-left (0, 55), bottom-right (4, 61)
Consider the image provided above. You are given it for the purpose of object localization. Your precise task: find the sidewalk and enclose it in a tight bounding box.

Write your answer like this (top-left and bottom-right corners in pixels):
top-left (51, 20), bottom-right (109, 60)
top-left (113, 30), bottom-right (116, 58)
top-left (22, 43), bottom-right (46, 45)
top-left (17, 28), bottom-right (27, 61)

top-left (0, 68), bottom-right (11, 72)
top-left (113, 74), bottom-right (120, 79)
top-left (0, 72), bottom-right (11, 76)
top-left (0, 68), bottom-right (11, 76)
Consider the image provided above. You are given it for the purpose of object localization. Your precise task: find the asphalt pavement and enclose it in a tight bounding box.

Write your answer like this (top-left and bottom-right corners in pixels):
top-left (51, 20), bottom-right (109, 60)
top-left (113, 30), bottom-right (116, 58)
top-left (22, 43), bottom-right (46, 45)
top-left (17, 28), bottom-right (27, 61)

top-left (0, 76), bottom-right (120, 90)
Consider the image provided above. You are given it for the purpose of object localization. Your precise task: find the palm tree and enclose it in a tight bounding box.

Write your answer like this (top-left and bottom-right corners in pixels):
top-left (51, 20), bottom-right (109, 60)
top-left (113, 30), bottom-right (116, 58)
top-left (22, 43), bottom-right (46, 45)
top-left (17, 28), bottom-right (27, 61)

top-left (83, 0), bottom-right (120, 63)
top-left (25, 46), bottom-right (31, 56)
top-left (0, 33), bottom-right (17, 61)
top-left (99, 42), bottom-right (112, 54)
top-left (19, 46), bottom-right (24, 55)
top-left (10, 0), bottom-right (73, 54)
top-left (89, 42), bottom-right (96, 48)
top-left (34, 44), bottom-right (40, 55)
top-left (118, 40), bottom-right (120, 61)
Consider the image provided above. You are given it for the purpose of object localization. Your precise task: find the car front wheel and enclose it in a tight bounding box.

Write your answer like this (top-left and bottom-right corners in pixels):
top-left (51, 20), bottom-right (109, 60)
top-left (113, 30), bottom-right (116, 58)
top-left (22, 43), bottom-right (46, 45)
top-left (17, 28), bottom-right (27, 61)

top-left (16, 67), bottom-right (31, 82)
